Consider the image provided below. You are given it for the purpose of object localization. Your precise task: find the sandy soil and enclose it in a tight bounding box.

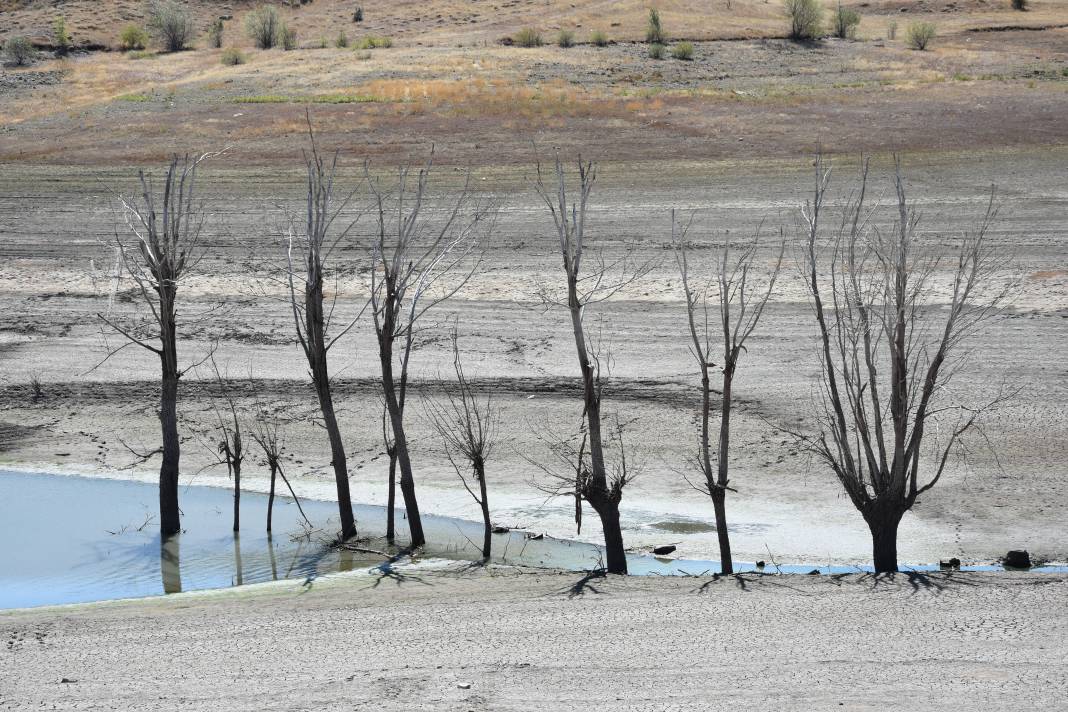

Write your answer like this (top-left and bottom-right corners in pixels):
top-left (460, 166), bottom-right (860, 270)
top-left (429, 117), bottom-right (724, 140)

top-left (2, 565), bottom-right (1067, 710)
top-left (1, 148), bottom-right (1065, 567)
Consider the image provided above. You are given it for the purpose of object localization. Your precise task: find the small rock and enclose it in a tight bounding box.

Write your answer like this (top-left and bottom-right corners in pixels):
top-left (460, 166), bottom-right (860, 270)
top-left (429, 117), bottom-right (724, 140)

top-left (1003, 550), bottom-right (1032, 569)
top-left (939, 558), bottom-right (961, 570)
top-left (755, 560), bottom-right (766, 568)
top-left (491, 525), bottom-right (510, 534)
top-left (652, 545), bottom-right (676, 556)
top-left (457, 682), bottom-right (471, 690)
top-left (525, 532), bottom-right (544, 540)
top-left (807, 569), bottom-right (821, 575)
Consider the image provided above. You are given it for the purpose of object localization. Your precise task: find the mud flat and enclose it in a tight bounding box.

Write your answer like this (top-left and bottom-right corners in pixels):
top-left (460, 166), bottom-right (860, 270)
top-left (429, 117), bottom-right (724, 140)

top-left (2, 566), bottom-right (1067, 710)
top-left (1, 149), bottom-right (1066, 567)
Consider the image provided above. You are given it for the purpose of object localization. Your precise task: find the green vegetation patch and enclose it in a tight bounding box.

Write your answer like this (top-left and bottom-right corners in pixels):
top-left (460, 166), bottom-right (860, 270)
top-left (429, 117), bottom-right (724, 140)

top-left (233, 93), bottom-right (391, 104)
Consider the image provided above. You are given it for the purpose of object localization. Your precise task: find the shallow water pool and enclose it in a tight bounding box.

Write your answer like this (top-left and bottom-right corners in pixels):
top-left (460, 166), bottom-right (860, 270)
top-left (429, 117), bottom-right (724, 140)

top-left (1, 470), bottom-right (1062, 609)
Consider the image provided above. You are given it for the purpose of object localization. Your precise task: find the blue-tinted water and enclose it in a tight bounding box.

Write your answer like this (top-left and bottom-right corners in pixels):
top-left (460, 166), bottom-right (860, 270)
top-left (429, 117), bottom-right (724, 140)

top-left (0, 470), bottom-right (1063, 609)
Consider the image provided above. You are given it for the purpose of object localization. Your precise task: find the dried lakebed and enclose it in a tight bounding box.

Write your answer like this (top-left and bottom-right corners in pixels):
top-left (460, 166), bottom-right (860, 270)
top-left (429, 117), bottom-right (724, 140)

top-left (1, 469), bottom-right (1062, 610)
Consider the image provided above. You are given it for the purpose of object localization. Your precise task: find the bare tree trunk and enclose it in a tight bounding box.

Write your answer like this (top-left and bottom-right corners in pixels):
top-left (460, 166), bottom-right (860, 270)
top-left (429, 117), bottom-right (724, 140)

top-left (380, 349), bottom-right (424, 547)
top-left (864, 503), bottom-right (904, 573)
top-left (714, 361), bottom-right (736, 574)
top-left (386, 448), bottom-right (398, 542)
top-left (232, 456), bottom-right (241, 533)
top-left (572, 328), bottom-right (627, 573)
top-left (158, 292), bottom-right (181, 538)
top-left (593, 499), bottom-right (627, 574)
top-left (477, 461), bottom-right (491, 560)
top-left (307, 275), bottom-right (356, 540)
top-left (318, 383), bottom-right (355, 540)
top-left (266, 461), bottom-right (277, 533)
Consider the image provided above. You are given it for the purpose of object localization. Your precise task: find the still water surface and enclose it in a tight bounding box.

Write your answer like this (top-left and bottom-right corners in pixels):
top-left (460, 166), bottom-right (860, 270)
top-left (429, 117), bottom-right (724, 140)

top-left (1, 470), bottom-right (1062, 609)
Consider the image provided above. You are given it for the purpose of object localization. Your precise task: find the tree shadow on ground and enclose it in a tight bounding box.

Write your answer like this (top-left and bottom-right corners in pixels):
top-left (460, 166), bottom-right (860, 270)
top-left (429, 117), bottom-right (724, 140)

top-left (692, 570), bottom-right (987, 596)
top-left (694, 572), bottom-right (820, 595)
top-left (558, 568), bottom-right (608, 599)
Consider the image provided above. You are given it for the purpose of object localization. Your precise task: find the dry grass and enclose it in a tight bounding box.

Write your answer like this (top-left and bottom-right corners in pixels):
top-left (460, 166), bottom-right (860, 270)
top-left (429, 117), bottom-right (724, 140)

top-left (2, 0), bottom-right (1066, 57)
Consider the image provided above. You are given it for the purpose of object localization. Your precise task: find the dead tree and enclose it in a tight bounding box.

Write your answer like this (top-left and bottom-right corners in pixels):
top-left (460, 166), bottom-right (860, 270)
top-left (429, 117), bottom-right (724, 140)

top-left (286, 125), bottom-right (364, 541)
top-left (367, 156), bottom-right (488, 547)
top-left (204, 358), bottom-right (244, 532)
top-left (252, 415), bottom-right (311, 533)
top-left (797, 155), bottom-right (1010, 573)
top-left (97, 153), bottom-right (215, 538)
top-left (423, 326), bottom-right (499, 560)
top-left (533, 155), bottom-right (652, 575)
top-left (674, 217), bottom-right (783, 575)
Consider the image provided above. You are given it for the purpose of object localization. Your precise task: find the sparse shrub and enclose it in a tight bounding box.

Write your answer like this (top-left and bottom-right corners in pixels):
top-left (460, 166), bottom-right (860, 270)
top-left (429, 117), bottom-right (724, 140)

top-left (785, 0), bottom-right (824, 40)
top-left (280, 23), bottom-right (297, 50)
top-left (208, 18), bottom-right (225, 49)
top-left (590, 30), bottom-right (608, 46)
top-left (148, 0), bottom-right (195, 52)
top-left (514, 27), bottom-right (542, 47)
top-left (671, 41), bottom-right (694, 60)
top-left (119, 24), bottom-right (149, 50)
top-left (53, 16), bottom-right (72, 56)
top-left (886, 19), bottom-right (897, 40)
top-left (353, 5), bottom-right (364, 22)
top-left (831, 3), bottom-right (860, 39)
top-left (649, 42), bottom-right (665, 59)
top-left (357, 35), bottom-right (391, 49)
top-left (336, 30), bottom-right (349, 48)
top-left (906, 21), bottom-right (936, 50)
top-left (1011, 0), bottom-right (1027, 10)
top-left (557, 29), bottom-right (575, 48)
top-left (245, 5), bottom-right (281, 49)
top-left (646, 8), bottom-right (665, 44)
top-left (3, 36), bottom-right (35, 66)
top-left (127, 49), bottom-right (157, 60)
top-left (221, 47), bottom-right (246, 65)
top-left (29, 373), bottom-right (43, 403)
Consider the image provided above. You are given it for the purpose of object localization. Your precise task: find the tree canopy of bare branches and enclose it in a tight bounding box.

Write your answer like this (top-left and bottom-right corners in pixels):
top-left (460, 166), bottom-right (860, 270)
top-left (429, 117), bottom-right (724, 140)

top-left (286, 125), bottom-right (364, 541)
top-left (797, 155), bottom-right (1011, 573)
top-left (98, 153), bottom-right (216, 538)
top-left (675, 215), bottom-right (783, 574)
top-left (423, 326), bottom-right (499, 560)
top-left (367, 154), bottom-right (489, 548)
top-left (532, 154), bottom-right (653, 575)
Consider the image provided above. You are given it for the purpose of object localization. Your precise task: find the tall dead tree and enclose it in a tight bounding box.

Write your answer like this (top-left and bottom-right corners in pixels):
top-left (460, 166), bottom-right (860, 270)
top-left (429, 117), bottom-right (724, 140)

top-left (98, 154), bottom-right (214, 538)
top-left (533, 155), bottom-right (652, 575)
top-left (286, 126), bottom-right (363, 541)
top-left (367, 156), bottom-right (487, 548)
top-left (424, 327), bottom-right (499, 560)
top-left (798, 155), bottom-right (1009, 573)
top-left (674, 217), bottom-right (783, 574)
